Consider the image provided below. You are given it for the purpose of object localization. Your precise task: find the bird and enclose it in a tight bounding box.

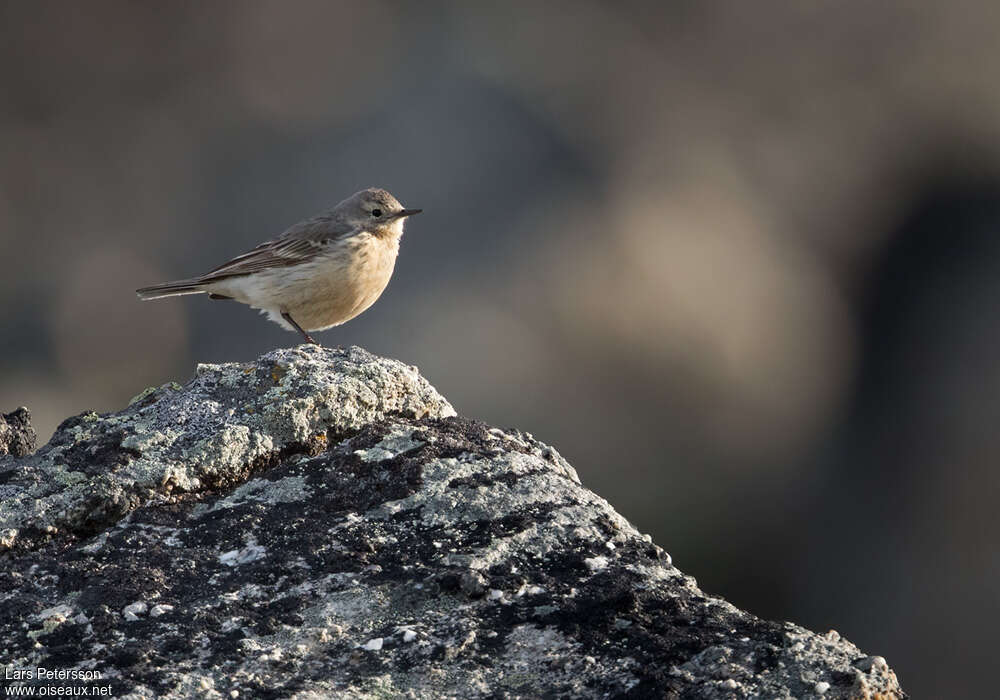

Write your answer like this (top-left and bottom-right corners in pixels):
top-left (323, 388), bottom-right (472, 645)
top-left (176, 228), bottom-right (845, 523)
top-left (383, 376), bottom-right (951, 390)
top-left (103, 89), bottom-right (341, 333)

top-left (136, 187), bottom-right (421, 345)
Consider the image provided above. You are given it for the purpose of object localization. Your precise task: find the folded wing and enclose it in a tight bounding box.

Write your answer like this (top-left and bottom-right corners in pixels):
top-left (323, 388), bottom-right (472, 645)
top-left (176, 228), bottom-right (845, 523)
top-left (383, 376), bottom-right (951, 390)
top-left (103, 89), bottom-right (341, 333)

top-left (200, 237), bottom-right (330, 281)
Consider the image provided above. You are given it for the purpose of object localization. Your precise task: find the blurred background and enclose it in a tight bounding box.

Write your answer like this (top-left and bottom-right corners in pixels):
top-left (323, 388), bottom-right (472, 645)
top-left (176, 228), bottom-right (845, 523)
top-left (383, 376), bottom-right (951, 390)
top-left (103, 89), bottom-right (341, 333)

top-left (2, 1), bottom-right (998, 695)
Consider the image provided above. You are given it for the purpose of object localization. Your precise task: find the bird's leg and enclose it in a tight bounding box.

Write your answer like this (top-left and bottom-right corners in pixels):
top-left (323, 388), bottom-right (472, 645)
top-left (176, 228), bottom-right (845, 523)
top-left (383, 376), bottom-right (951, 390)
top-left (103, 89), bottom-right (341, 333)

top-left (281, 311), bottom-right (319, 346)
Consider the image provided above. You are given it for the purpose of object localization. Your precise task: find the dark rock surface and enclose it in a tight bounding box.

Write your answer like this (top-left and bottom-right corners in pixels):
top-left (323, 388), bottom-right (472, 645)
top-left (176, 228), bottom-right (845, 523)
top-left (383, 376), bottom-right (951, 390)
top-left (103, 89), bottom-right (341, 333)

top-left (0, 407), bottom-right (36, 458)
top-left (0, 346), bottom-right (905, 699)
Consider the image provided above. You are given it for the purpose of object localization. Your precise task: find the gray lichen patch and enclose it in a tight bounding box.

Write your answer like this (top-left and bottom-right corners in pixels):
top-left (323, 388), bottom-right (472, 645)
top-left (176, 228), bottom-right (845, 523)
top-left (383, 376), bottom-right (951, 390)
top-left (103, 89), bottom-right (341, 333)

top-left (0, 345), bottom-right (454, 552)
top-left (353, 427), bottom-right (425, 463)
top-left (202, 474), bottom-right (311, 513)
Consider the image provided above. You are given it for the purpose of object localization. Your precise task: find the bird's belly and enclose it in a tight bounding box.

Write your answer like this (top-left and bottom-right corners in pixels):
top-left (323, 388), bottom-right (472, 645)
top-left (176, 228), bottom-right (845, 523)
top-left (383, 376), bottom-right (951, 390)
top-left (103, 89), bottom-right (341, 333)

top-left (288, 270), bottom-right (392, 330)
top-left (270, 244), bottom-right (398, 331)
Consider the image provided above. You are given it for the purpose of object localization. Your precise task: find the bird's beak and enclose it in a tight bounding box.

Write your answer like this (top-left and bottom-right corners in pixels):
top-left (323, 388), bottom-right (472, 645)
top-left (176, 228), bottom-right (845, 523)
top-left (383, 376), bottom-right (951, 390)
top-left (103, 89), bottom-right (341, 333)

top-left (395, 208), bottom-right (422, 219)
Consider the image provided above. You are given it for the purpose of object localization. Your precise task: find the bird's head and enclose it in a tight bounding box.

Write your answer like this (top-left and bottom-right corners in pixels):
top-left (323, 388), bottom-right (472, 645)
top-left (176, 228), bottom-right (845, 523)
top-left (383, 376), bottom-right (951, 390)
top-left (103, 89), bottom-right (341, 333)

top-left (337, 188), bottom-right (422, 237)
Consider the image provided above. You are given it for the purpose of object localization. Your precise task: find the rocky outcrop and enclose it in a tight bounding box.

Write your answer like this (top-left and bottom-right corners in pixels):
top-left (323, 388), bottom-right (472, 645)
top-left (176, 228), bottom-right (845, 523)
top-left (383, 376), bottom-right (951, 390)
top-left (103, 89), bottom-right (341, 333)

top-left (0, 346), bottom-right (905, 699)
top-left (0, 407), bottom-right (36, 458)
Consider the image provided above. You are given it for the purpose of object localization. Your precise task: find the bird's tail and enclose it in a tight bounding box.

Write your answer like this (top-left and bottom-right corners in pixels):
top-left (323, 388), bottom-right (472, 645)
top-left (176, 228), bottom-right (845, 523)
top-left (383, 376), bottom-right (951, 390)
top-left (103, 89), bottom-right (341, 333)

top-left (136, 278), bottom-right (207, 300)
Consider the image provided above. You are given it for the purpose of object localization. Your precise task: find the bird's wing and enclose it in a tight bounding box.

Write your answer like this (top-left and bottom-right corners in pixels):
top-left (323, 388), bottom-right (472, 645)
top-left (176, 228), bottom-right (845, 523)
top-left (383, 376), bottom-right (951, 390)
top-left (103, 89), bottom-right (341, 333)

top-left (195, 212), bottom-right (359, 282)
top-left (197, 237), bottom-right (330, 281)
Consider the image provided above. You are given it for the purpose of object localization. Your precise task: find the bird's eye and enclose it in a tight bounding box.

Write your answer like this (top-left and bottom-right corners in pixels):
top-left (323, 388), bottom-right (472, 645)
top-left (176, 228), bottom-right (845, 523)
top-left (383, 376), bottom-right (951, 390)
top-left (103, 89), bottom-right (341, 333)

top-left (372, 208), bottom-right (382, 218)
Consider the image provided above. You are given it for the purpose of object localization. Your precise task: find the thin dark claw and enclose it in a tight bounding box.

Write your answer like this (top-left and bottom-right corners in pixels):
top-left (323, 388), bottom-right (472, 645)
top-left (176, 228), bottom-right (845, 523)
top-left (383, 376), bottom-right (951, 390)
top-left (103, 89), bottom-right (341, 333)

top-left (281, 312), bottom-right (320, 346)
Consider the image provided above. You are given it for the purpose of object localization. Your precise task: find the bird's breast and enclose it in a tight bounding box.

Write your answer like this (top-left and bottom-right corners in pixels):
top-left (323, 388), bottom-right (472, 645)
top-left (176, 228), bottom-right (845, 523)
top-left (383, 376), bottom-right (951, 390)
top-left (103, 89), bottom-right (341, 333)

top-left (290, 232), bottom-right (401, 330)
top-left (336, 232), bottom-right (400, 301)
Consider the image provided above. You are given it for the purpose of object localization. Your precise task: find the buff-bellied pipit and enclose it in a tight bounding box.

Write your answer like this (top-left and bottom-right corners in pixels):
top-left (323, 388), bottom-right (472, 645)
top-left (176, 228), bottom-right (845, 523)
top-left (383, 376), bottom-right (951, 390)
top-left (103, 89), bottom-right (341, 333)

top-left (137, 188), bottom-right (421, 344)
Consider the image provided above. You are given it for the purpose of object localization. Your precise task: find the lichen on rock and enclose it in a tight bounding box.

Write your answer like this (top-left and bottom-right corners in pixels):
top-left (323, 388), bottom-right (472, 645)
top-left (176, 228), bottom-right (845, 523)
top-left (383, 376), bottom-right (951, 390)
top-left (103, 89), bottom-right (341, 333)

top-left (0, 346), bottom-right (905, 699)
top-left (0, 345), bottom-right (454, 552)
top-left (0, 407), bottom-right (36, 458)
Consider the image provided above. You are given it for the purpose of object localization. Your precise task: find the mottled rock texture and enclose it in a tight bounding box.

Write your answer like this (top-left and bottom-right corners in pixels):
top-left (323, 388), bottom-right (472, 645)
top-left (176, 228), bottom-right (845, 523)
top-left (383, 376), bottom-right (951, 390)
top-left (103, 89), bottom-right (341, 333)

top-left (0, 346), bottom-right (905, 699)
top-left (0, 407), bottom-right (36, 458)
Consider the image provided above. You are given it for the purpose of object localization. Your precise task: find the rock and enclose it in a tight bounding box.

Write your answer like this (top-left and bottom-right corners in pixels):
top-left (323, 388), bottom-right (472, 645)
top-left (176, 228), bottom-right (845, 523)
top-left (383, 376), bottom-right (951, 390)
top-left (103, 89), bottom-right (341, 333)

top-left (460, 569), bottom-right (489, 598)
top-left (0, 345), bottom-right (453, 552)
top-left (0, 346), bottom-right (906, 699)
top-left (0, 406), bottom-right (36, 457)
